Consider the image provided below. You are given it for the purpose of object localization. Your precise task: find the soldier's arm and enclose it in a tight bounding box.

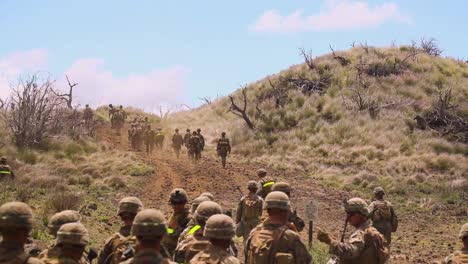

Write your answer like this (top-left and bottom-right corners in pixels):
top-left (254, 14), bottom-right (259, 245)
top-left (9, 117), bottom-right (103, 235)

top-left (287, 231), bottom-right (312, 264)
top-left (97, 238), bottom-right (114, 264)
top-left (228, 139), bottom-right (231, 153)
top-left (328, 232), bottom-right (365, 259)
top-left (236, 199), bottom-right (243, 223)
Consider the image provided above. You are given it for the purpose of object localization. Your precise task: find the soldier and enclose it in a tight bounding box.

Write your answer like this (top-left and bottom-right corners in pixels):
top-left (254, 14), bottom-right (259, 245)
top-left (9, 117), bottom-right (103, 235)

top-left (272, 182), bottom-right (305, 232)
top-left (188, 131), bottom-right (201, 161)
top-left (39, 210), bottom-right (95, 263)
top-left (155, 128), bottom-right (165, 150)
top-left (245, 191), bottom-right (311, 264)
top-left (174, 201), bottom-right (223, 263)
top-left (40, 222), bottom-right (90, 264)
top-left (368, 187), bottom-right (398, 245)
top-left (119, 105), bottom-right (127, 121)
top-left (190, 196), bottom-right (211, 215)
top-left (142, 117), bottom-right (151, 131)
top-left (120, 209), bottom-right (175, 264)
top-left (0, 201), bottom-right (44, 263)
top-left (190, 214), bottom-right (241, 264)
top-left (113, 110), bottom-right (124, 135)
top-left (235, 181), bottom-right (263, 245)
top-left (200, 192), bottom-right (214, 201)
top-left (144, 127), bottom-right (156, 155)
top-left (216, 132), bottom-right (231, 169)
top-left (162, 188), bottom-right (191, 256)
top-left (196, 128), bottom-right (205, 153)
top-left (172, 128), bottom-right (184, 159)
top-left (442, 223), bottom-right (468, 263)
top-left (83, 104), bottom-right (93, 123)
top-left (109, 104), bottom-right (116, 128)
top-left (317, 197), bottom-right (389, 264)
top-left (184, 129), bottom-right (192, 157)
top-left (256, 168), bottom-right (275, 199)
top-left (97, 197), bottom-right (143, 264)
top-left (0, 157), bottom-right (15, 180)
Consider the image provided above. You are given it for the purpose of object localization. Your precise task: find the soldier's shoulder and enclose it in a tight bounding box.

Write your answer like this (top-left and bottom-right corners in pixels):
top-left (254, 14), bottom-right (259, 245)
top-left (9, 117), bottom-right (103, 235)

top-left (283, 228), bottom-right (302, 240)
top-left (28, 257), bottom-right (46, 264)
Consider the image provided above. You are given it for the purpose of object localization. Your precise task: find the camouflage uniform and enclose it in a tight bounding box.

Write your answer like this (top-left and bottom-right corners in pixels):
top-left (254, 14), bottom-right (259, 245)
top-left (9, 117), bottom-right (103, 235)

top-left (196, 129), bottom-right (205, 152)
top-left (97, 197), bottom-right (143, 264)
top-left (0, 157), bottom-right (15, 180)
top-left (174, 201), bottom-right (223, 263)
top-left (144, 128), bottom-right (156, 154)
top-left (442, 223), bottom-right (468, 264)
top-left (317, 197), bottom-right (389, 264)
top-left (184, 129), bottom-right (192, 157)
top-left (162, 189), bottom-right (191, 256)
top-left (190, 214), bottom-right (241, 264)
top-left (0, 202), bottom-right (44, 264)
top-left (256, 169), bottom-right (275, 199)
top-left (188, 132), bottom-right (201, 161)
top-left (368, 187), bottom-right (398, 245)
top-left (216, 132), bottom-right (231, 168)
top-left (172, 129), bottom-right (184, 158)
top-left (109, 104), bottom-right (116, 128)
top-left (83, 105), bottom-right (93, 128)
top-left (40, 223), bottom-right (90, 264)
top-left (271, 182), bottom-right (305, 232)
top-left (120, 209), bottom-right (175, 264)
top-left (155, 129), bottom-right (165, 150)
top-left (236, 181), bottom-right (263, 244)
top-left (245, 192), bottom-right (311, 264)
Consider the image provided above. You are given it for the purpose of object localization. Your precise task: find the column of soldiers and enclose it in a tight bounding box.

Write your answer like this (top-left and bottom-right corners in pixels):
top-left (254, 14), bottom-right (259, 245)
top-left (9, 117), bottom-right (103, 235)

top-left (108, 105), bottom-right (127, 134)
top-left (128, 117), bottom-right (166, 154)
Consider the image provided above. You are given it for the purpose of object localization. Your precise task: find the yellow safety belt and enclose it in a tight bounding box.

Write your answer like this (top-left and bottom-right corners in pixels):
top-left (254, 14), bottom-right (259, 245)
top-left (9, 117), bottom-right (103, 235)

top-left (263, 181), bottom-right (275, 188)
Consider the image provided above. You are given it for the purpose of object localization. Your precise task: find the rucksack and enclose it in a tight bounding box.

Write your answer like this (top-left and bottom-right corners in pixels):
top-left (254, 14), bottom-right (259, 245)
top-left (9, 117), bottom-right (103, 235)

top-left (217, 138), bottom-right (230, 152)
top-left (364, 227), bottom-right (390, 264)
top-left (242, 196), bottom-right (263, 220)
top-left (247, 225), bottom-right (294, 264)
top-left (109, 234), bottom-right (136, 264)
top-left (450, 251), bottom-right (468, 264)
top-left (372, 201), bottom-right (392, 222)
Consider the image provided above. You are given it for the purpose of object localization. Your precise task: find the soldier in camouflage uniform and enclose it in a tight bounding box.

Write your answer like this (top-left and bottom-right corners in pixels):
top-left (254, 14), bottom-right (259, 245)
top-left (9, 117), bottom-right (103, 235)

top-left (235, 181), bottom-right (263, 245)
top-left (216, 132), bottom-right (231, 169)
top-left (245, 191), bottom-right (311, 264)
top-left (40, 222), bottom-right (90, 264)
top-left (39, 210), bottom-right (95, 263)
top-left (108, 104), bottom-right (116, 128)
top-left (155, 128), bottom-right (165, 150)
top-left (120, 209), bottom-right (175, 264)
top-left (272, 182), bottom-right (305, 232)
top-left (442, 223), bottom-right (468, 264)
top-left (317, 197), bottom-right (389, 264)
top-left (97, 197), bottom-right (143, 264)
top-left (83, 104), bottom-right (93, 128)
top-left (190, 196), bottom-right (211, 215)
top-left (172, 128), bottom-right (184, 159)
top-left (184, 129), bottom-right (192, 157)
top-left (174, 201), bottom-right (224, 263)
top-left (0, 201), bottom-right (44, 264)
top-left (144, 127), bottom-right (156, 155)
top-left (0, 157), bottom-right (15, 180)
top-left (368, 187), bottom-right (398, 245)
top-left (188, 131), bottom-right (201, 161)
top-left (162, 188), bottom-right (191, 256)
top-left (190, 214), bottom-right (241, 264)
top-left (256, 168), bottom-right (275, 199)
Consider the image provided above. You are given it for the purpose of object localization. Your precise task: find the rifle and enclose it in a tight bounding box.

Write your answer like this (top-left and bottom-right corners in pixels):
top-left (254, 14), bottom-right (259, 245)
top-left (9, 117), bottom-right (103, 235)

top-left (340, 216), bottom-right (349, 242)
top-left (235, 186), bottom-right (244, 198)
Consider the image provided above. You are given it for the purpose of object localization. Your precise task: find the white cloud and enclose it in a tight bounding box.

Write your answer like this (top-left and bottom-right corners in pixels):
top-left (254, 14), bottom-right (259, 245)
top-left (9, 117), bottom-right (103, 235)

top-left (0, 49), bottom-right (48, 97)
top-left (63, 58), bottom-right (187, 110)
top-left (250, 1), bottom-right (409, 33)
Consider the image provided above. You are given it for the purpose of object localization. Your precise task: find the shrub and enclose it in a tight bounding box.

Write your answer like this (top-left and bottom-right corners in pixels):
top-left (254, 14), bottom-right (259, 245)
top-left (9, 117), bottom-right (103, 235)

top-left (126, 162), bottom-right (154, 176)
top-left (18, 150), bottom-right (38, 165)
top-left (78, 175), bottom-right (92, 186)
top-left (45, 191), bottom-right (83, 213)
top-left (15, 186), bottom-right (34, 202)
top-left (104, 176), bottom-right (127, 189)
top-left (29, 176), bottom-right (61, 189)
top-left (64, 142), bottom-right (83, 159)
top-left (310, 242), bottom-right (330, 264)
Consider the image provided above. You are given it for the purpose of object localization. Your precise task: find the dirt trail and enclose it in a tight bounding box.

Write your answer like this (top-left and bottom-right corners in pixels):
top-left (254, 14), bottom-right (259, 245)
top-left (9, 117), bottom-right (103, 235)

top-left (96, 123), bottom-right (462, 264)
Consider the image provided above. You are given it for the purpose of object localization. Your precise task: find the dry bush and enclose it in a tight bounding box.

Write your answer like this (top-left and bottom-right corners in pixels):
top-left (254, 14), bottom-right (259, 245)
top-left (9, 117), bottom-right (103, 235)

top-left (450, 179), bottom-right (468, 191)
top-left (78, 175), bottom-right (92, 186)
top-left (29, 176), bottom-right (62, 189)
top-left (45, 191), bottom-right (83, 213)
top-left (15, 186), bottom-right (34, 202)
top-left (103, 176), bottom-right (127, 189)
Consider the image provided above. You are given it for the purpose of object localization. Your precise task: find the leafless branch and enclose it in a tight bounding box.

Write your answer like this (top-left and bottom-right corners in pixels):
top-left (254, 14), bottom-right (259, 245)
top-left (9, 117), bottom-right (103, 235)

top-left (299, 48), bottom-right (315, 70)
top-left (228, 86), bottom-right (255, 129)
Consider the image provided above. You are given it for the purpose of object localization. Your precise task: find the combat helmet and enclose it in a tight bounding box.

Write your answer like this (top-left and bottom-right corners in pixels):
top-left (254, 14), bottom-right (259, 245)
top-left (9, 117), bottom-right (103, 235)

top-left (48, 210), bottom-right (82, 236)
top-left (272, 182), bottom-right (291, 195)
top-left (264, 191), bottom-right (290, 211)
top-left (344, 197), bottom-right (369, 216)
top-left (257, 168), bottom-right (267, 178)
top-left (186, 128), bottom-right (190, 132)
top-left (459, 223), bottom-right (468, 239)
top-left (56, 222), bottom-right (89, 246)
top-left (131, 209), bottom-right (167, 239)
top-left (221, 132), bottom-right (226, 137)
top-left (191, 196), bottom-right (211, 214)
top-left (169, 188), bottom-right (189, 204)
top-left (0, 202), bottom-right (33, 230)
top-left (197, 128), bottom-right (201, 133)
top-left (200, 192), bottom-right (214, 201)
top-left (247, 181), bottom-right (258, 191)
top-left (0, 157), bottom-right (7, 163)
top-left (203, 214), bottom-right (235, 240)
top-left (373, 187), bottom-right (385, 196)
top-left (193, 201), bottom-right (222, 224)
top-left (175, 128), bottom-right (179, 132)
top-left (118, 197), bottom-right (143, 215)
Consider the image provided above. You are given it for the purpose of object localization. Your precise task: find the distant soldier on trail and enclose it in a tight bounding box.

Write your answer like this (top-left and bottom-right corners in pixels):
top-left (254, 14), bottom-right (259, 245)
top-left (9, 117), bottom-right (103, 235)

top-left (256, 168), bottom-right (275, 199)
top-left (0, 202), bottom-right (44, 264)
top-left (441, 223), bottom-right (468, 264)
top-left (317, 197), bottom-right (390, 264)
top-left (368, 187), bottom-right (398, 245)
top-left (154, 128), bottom-right (165, 150)
top-left (97, 197), bottom-right (143, 264)
top-left (235, 181), bottom-right (263, 245)
top-left (184, 129), bottom-right (191, 157)
top-left (216, 132), bottom-right (231, 168)
top-left (144, 127), bottom-right (156, 155)
top-left (119, 105), bottom-right (127, 122)
top-left (172, 128), bottom-right (184, 158)
top-left (113, 110), bottom-right (124, 135)
top-left (196, 128), bottom-right (205, 159)
top-left (188, 131), bottom-right (201, 161)
top-left (108, 104), bottom-right (116, 128)
top-left (0, 157), bottom-right (15, 180)
top-left (83, 104), bottom-right (93, 125)
top-left (272, 182), bottom-right (305, 232)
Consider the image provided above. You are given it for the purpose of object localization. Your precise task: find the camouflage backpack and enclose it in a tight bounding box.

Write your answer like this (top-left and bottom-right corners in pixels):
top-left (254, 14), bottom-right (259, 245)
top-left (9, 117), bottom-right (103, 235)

top-left (242, 196), bottom-right (263, 220)
top-left (364, 227), bottom-right (390, 264)
top-left (448, 251), bottom-right (468, 264)
top-left (217, 138), bottom-right (230, 154)
top-left (247, 225), bottom-right (294, 264)
top-left (110, 234), bottom-right (137, 263)
top-left (372, 201), bottom-right (392, 222)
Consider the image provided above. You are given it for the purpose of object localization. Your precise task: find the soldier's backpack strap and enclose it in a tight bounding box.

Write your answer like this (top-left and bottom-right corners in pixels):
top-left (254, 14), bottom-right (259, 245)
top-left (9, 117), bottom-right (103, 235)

top-left (267, 226), bottom-right (288, 264)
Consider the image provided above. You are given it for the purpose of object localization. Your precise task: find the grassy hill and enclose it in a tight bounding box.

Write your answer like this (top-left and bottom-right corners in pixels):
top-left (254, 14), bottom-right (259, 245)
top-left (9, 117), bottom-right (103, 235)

top-left (166, 44), bottom-right (468, 207)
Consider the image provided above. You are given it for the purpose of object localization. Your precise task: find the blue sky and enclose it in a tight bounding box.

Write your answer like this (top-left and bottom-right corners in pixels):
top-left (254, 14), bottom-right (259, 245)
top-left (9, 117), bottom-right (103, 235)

top-left (0, 0), bottom-right (467, 109)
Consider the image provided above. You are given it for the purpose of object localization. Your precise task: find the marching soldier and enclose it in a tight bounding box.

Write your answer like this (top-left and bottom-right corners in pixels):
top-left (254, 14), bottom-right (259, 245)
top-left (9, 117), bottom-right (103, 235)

top-left (256, 168), bottom-right (275, 199)
top-left (188, 131), bottom-right (201, 161)
top-left (184, 129), bottom-right (191, 157)
top-left (368, 187), bottom-right (398, 245)
top-left (442, 223), bottom-right (468, 263)
top-left (235, 181), bottom-right (263, 245)
top-left (144, 127), bottom-right (156, 155)
top-left (216, 132), bottom-right (231, 168)
top-left (272, 182), bottom-right (305, 232)
top-left (0, 157), bottom-right (15, 180)
top-left (245, 191), bottom-right (311, 264)
top-left (172, 128), bottom-right (184, 158)
top-left (109, 104), bottom-right (116, 128)
top-left (162, 188), bottom-right (191, 256)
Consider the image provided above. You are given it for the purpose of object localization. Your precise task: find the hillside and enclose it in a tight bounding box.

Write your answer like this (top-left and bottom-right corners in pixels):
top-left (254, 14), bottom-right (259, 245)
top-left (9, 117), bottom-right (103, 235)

top-left (166, 45), bottom-right (468, 206)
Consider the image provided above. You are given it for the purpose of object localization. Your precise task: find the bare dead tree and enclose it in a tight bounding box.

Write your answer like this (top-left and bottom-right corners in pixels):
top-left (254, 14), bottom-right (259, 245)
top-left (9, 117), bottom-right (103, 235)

top-left (51, 75), bottom-right (77, 109)
top-left (198, 96), bottom-right (212, 105)
top-left (420, 38), bottom-right (442, 56)
top-left (228, 86), bottom-right (255, 129)
top-left (329, 44), bottom-right (351, 66)
top-left (360, 41), bottom-right (369, 54)
top-left (155, 105), bottom-right (171, 120)
top-left (299, 48), bottom-right (315, 70)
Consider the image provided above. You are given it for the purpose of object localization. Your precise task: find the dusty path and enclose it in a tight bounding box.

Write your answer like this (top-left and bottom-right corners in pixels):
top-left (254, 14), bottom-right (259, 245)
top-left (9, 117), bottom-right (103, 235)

top-left (97, 123), bottom-right (464, 263)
